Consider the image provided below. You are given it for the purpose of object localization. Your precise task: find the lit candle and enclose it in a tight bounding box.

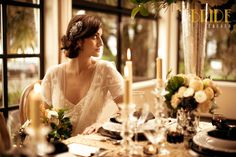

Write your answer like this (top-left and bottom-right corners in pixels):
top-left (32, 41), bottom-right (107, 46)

top-left (156, 57), bottom-right (162, 80)
top-left (156, 58), bottom-right (163, 88)
top-left (29, 83), bottom-right (42, 130)
top-left (125, 48), bottom-right (133, 83)
top-left (124, 66), bottom-right (131, 105)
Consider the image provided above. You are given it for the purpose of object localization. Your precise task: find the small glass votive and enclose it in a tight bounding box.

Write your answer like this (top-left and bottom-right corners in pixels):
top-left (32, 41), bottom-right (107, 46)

top-left (166, 130), bottom-right (184, 144)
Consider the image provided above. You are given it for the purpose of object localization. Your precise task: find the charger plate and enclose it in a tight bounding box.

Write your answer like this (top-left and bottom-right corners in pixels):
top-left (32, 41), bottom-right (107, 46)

top-left (192, 130), bottom-right (236, 154)
top-left (98, 121), bottom-right (147, 141)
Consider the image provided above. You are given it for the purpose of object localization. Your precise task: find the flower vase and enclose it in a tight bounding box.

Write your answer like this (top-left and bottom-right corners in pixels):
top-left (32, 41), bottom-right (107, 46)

top-left (176, 108), bottom-right (199, 138)
top-left (181, 0), bottom-right (208, 77)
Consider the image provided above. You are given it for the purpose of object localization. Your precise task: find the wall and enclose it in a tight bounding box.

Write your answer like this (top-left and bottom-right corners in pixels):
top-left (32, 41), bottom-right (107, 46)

top-left (44, 0), bottom-right (72, 71)
top-left (214, 82), bottom-right (236, 120)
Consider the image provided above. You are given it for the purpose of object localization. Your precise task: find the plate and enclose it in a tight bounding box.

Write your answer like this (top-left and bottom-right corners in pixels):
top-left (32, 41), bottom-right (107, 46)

top-left (99, 121), bottom-right (147, 141)
top-left (193, 130), bottom-right (236, 153)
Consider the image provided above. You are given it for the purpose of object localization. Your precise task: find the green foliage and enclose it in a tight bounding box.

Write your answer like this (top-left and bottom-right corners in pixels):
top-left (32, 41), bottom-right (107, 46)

top-left (164, 75), bottom-right (184, 110)
top-left (131, 6), bottom-right (141, 18)
top-left (45, 109), bottom-right (73, 143)
top-left (165, 76), bottom-right (184, 94)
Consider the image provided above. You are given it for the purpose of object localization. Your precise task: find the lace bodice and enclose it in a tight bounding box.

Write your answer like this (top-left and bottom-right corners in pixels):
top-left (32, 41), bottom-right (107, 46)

top-left (41, 60), bottom-right (123, 135)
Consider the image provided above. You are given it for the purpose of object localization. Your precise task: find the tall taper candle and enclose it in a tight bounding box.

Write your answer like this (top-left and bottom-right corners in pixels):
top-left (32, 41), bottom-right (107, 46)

top-left (126, 48), bottom-right (133, 83)
top-left (156, 58), bottom-right (162, 80)
top-left (124, 66), bottom-right (131, 105)
top-left (156, 58), bottom-right (163, 88)
top-left (29, 83), bottom-right (42, 130)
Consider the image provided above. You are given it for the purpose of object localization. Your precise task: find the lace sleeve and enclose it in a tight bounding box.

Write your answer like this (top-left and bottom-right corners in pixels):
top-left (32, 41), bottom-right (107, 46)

top-left (41, 67), bottom-right (54, 106)
top-left (104, 62), bottom-right (124, 99)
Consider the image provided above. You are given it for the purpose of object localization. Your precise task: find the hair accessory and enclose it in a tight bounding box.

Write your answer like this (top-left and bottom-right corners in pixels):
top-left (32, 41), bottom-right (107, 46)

top-left (69, 21), bottom-right (83, 40)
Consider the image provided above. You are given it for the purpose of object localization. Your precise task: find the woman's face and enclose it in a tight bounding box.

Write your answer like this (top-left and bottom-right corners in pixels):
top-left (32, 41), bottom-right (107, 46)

top-left (80, 28), bottom-right (104, 58)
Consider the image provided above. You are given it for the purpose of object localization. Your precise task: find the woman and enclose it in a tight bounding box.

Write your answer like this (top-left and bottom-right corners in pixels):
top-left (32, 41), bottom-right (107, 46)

top-left (41, 14), bottom-right (123, 135)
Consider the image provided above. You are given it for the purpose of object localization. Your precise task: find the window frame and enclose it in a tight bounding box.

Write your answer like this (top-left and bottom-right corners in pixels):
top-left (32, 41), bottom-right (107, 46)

top-left (0, 0), bottom-right (44, 118)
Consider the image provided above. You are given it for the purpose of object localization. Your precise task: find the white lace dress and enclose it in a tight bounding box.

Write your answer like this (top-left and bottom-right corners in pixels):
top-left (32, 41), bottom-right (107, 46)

top-left (41, 60), bottom-right (123, 135)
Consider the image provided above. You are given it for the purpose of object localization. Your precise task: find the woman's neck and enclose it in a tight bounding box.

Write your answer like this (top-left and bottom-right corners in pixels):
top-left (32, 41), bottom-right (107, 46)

top-left (67, 57), bottom-right (95, 74)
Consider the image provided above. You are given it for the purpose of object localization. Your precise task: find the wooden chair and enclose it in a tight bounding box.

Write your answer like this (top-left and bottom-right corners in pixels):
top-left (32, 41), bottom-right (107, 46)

top-left (0, 113), bottom-right (11, 153)
top-left (19, 80), bottom-right (42, 125)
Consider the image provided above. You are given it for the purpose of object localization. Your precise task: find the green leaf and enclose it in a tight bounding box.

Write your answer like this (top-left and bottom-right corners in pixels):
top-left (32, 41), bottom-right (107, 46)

top-left (131, 6), bottom-right (141, 19)
top-left (166, 0), bottom-right (175, 5)
top-left (166, 76), bottom-right (184, 92)
top-left (139, 4), bottom-right (149, 16)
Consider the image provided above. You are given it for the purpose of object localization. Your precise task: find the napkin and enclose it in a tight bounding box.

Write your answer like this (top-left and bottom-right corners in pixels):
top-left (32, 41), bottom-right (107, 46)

top-left (68, 143), bottom-right (100, 157)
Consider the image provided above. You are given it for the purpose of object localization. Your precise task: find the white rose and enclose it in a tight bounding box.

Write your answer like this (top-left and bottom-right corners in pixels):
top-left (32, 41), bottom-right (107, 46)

top-left (203, 78), bottom-right (214, 88)
top-left (183, 87), bottom-right (194, 97)
top-left (177, 86), bottom-right (187, 98)
top-left (194, 90), bottom-right (207, 103)
top-left (171, 93), bottom-right (181, 109)
top-left (189, 79), bottom-right (204, 91)
top-left (204, 87), bottom-right (214, 100)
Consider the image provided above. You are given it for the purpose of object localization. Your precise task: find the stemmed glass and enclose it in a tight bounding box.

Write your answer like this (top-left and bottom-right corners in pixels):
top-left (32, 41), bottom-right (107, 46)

top-left (130, 91), bottom-right (149, 155)
top-left (143, 84), bottom-right (170, 155)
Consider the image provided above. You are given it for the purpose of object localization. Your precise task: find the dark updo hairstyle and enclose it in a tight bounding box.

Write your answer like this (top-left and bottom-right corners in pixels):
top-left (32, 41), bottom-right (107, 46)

top-left (61, 14), bottom-right (102, 58)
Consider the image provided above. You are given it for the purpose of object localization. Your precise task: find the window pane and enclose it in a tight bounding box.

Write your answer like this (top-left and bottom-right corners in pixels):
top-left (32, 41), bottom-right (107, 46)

top-left (178, 26), bottom-right (236, 81)
top-left (10, 0), bottom-right (39, 4)
top-left (7, 6), bottom-right (40, 54)
top-left (83, 0), bottom-right (117, 6)
top-left (72, 10), bottom-right (118, 64)
top-left (0, 59), bottom-right (2, 108)
top-left (205, 27), bottom-right (236, 81)
top-left (121, 17), bottom-right (157, 81)
top-left (8, 58), bottom-right (39, 106)
top-left (0, 5), bottom-right (2, 54)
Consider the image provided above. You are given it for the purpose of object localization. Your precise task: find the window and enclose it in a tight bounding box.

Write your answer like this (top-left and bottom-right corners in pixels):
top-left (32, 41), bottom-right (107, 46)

top-left (72, 0), bottom-right (158, 81)
top-left (177, 1), bottom-right (236, 81)
top-left (178, 24), bottom-right (236, 81)
top-left (0, 0), bottom-right (44, 117)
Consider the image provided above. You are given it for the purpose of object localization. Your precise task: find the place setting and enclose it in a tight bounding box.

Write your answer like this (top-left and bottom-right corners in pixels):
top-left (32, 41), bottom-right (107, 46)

top-left (190, 114), bottom-right (236, 156)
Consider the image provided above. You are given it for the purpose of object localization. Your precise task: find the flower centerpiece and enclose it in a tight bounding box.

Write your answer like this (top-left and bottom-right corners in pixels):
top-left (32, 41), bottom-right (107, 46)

top-left (164, 73), bottom-right (221, 136)
top-left (164, 73), bottom-right (221, 115)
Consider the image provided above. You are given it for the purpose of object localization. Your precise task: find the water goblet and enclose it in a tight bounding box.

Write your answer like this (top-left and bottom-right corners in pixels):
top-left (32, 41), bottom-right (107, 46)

top-left (143, 120), bottom-right (170, 155)
top-left (131, 91), bottom-right (150, 155)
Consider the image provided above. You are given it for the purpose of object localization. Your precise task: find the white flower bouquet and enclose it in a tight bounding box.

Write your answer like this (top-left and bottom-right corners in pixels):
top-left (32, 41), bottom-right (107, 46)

top-left (164, 74), bottom-right (221, 115)
top-left (15, 107), bottom-right (72, 144)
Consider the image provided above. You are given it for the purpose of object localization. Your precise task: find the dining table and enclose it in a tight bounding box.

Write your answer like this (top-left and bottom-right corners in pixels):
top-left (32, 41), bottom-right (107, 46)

top-left (61, 118), bottom-right (221, 157)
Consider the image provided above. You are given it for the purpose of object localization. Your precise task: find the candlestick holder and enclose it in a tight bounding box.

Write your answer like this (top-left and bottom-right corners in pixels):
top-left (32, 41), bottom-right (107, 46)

top-left (149, 81), bottom-right (170, 155)
top-left (119, 103), bottom-right (135, 157)
top-left (25, 126), bottom-right (54, 156)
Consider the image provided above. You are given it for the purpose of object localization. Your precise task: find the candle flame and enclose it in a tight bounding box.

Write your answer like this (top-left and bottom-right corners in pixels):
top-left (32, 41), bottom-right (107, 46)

top-left (34, 83), bottom-right (41, 93)
top-left (127, 48), bottom-right (131, 60)
top-left (124, 66), bottom-right (129, 77)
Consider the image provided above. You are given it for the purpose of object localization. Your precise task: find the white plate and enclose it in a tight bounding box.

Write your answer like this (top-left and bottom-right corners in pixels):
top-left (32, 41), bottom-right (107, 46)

top-left (102, 121), bottom-right (122, 132)
top-left (193, 130), bottom-right (236, 153)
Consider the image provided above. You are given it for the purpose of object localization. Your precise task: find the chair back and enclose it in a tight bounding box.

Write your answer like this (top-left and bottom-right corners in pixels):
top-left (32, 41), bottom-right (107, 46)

top-left (19, 80), bottom-right (42, 125)
top-left (0, 113), bottom-right (11, 153)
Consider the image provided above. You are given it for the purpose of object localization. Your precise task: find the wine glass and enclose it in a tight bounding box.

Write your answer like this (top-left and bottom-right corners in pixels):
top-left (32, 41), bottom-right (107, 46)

top-left (143, 115), bottom-right (171, 155)
top-left (143, 86), bottom-right (170, 155)
top-left (130, 91), bottom-right (149, 155)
